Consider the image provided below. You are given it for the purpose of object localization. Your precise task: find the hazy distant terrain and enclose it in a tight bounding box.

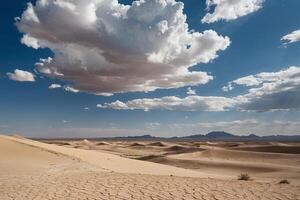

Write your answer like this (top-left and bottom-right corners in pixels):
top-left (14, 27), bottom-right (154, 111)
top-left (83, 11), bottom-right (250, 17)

top-left (37, 131), bottom-right (300, 141)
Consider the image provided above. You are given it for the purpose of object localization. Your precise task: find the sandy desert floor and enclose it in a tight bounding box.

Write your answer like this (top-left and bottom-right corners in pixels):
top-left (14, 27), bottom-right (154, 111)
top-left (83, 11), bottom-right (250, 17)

top-left (1, 135), bottom-right (300, 200)
top-left (44, 138), bottom-right (300, 182)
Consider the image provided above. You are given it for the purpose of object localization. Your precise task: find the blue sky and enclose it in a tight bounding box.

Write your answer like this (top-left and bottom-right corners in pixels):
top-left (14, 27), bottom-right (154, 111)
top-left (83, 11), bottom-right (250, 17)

top-left (1, 0), bottom-right (300, 138)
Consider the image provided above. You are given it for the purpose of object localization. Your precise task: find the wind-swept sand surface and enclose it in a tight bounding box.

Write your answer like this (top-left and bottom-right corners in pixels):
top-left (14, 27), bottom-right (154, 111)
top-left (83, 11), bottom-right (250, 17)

top-left (1, 135), bottom-right (300, 200)
top-left (47, 139), bottom-right (300, 182)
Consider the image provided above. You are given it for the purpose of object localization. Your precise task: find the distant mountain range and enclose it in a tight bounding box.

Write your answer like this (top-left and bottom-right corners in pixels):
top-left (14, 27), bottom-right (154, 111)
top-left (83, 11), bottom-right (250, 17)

top-left (89, 131), bottom-right (300, 141)
top-left (34, 131), bottom-right (300, 141)
top-left (179, 131), bottom-right (300, 141)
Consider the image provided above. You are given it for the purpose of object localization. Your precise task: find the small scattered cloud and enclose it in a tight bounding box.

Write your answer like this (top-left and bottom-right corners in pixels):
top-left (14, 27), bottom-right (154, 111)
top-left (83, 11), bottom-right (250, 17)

top-left (145, 122), bottom-right (161, 130)
top-left (64, 86), bottom-right (79, 93)
top-left (223, 75), bottom-right (262, 91)
top-left (48, 84), bottom-right (80, 94)
top-left (7, 69), bottom-right (35, 82)
top-left (222, 83), bottom-right (234, 92)
top-left (48, 84), bottom-right (62, 89)
top-left (202, 0), bottom-right (264, 23)
top-left (187, 87), bottom-right (196, 95)
top-left (281, 29), bottom-right (300, 44)
top-left (97, 93), bottom-right (114, 97)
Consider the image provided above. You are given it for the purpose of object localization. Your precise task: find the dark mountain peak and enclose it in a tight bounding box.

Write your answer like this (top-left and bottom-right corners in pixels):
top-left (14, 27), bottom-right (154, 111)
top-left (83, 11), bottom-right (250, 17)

top-left (206, 131), bottom-right (235, 138)
top-left (246, 134), bottom-right (259, 138)
top-left (182, 131), bottom-right (236, 140)
top-left (181, 134), bottom-right (205, 139)
top-left (127, 134), bottom-right (155, 139)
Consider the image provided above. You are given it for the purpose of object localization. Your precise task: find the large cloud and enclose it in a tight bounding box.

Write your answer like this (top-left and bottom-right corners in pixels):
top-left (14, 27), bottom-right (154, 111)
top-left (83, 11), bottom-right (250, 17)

top-left (99, 66), bottom-right (300, 112)
top-left (7, 69), bottom-right (35, 82)
top-left (16, 0), bottom-right (230, 95)
top-left (202, 0), bottom-right (264, 23)
top-left (281, 29), bottom-right (300, 44)
top-left (226, 66), bottom-right (300, 111)
top-left (97, 95), bottom-right (235, 111)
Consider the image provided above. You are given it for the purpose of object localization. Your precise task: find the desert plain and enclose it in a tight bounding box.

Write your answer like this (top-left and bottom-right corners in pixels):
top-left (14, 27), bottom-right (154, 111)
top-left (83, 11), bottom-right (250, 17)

top-left (0, 134), bottom-right (300, 200)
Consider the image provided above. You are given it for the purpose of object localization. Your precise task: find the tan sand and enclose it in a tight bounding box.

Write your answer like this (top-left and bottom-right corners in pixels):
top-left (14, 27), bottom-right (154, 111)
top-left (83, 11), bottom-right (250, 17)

top-left (0, 135), bottom-right (205, 177)
top-left (1, 135), bottom-right (300, 200)
top-left (167, 149), bottom-right (300, 181)
top-left (75, 140), bottom-right (300, 181)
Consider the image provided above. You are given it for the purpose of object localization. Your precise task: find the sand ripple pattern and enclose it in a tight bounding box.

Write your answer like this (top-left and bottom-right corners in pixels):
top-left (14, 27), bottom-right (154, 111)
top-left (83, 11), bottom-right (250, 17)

top-left (1, 169), bottom-right (299, 200)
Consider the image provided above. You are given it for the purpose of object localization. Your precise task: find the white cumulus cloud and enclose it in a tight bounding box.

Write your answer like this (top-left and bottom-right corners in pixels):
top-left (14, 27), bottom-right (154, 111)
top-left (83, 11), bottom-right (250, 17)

top-left (281, 29), bottom-right (300, 44)
top-left (7, 69), bottom-right (35, 82)
top-left (202, 0), bottom-right (264, 23)
top-left (228, 66), bottom-right (300, 111)
top-left (16, 0), bottom-right (230, 95)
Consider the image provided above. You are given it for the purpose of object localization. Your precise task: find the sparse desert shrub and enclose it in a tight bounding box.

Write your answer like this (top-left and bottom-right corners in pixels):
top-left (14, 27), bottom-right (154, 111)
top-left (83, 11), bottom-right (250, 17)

top-left (238, 173), bottom-right (250, 181)
top-left (278, 179), bottom-right (290, 184)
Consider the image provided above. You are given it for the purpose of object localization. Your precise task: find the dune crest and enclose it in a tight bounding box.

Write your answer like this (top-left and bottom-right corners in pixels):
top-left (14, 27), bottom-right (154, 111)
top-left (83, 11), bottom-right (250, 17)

top-left (0, 135), bottom-right (205, 177)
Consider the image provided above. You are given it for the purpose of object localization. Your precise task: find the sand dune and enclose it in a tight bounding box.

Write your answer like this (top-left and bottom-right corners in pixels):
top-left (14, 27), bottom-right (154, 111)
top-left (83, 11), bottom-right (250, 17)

top-left (234, 145), bottom-right (300, 154)
top-left (130, 142), bottom-right (146, 147)
top-left (0, 135), bottom-right (205, 177)
top-left (168, 148), bottom-right (300, 181)
top-left (0, 135), bottom-right (70, 176)
top-left (164, 145), bottom-right (201, 155)
top-left (148, 141), bottom-right (168, 147)
top-left (138, 154), bottom-right (277, 176)
top-left (1, 135), bottom-right (300, 200)
top-left (96, 141), bottom-right (110, 145)
top-left (43, 138), bottom-right (300, 181)
top-left (166, 145), bottom-right (188, 151)
top-left (176, 148), bottom-right (300, 163)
